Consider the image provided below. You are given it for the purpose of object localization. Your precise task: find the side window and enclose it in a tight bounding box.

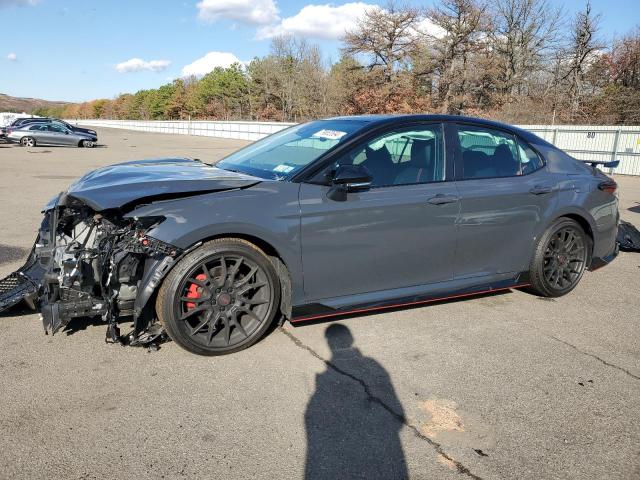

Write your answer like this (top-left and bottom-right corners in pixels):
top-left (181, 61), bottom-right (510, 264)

top-left (330, 124), bottom-right (445, 187)
top-left (29, 125), bottom-right (42, 131)
top-left (516, 139), bottom-right (544, 174)
top-left (458, 125), bottom-right (520, 179)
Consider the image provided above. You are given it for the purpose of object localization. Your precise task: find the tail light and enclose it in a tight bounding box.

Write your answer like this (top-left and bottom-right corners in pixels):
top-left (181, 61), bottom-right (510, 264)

top-left (598, 180), bottom-right (617, 195)
top-left (7, 128), bottom-right (12, 135)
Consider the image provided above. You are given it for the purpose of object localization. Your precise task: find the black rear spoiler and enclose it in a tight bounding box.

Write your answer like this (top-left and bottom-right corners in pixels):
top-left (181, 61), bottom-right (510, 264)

top-left (587, 160), bottom-right (619, 170)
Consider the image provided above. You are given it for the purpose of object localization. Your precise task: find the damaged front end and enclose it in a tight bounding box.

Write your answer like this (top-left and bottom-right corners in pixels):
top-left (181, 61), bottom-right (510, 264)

top-left (0, 193), bottom-right (181, 346)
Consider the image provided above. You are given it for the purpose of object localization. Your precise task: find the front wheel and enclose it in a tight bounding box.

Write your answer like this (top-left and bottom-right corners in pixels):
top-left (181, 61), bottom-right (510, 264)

top-left (156, 239), bottom-right (281, 356)
top-left (20, 136), bottom-right (36, 147)
top-left (529, 218), bottom-right (590, 297)
top-left (80, 140), bottom-right (95, 148)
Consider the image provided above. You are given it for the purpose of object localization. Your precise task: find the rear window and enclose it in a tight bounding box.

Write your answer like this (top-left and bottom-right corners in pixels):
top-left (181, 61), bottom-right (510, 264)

top-left (516, 139), bottom-right (544, 174)
top-left (458, 125), bottom-right (544, 179)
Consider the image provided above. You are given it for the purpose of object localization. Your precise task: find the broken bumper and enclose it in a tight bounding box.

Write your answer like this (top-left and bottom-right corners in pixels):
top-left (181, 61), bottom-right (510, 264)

top-left (0, 199), bottom-right (180, 347)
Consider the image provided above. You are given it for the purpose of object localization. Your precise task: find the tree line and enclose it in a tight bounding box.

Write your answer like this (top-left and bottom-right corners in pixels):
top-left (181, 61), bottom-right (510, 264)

top-left (37, 0), bottom-right (640, 125)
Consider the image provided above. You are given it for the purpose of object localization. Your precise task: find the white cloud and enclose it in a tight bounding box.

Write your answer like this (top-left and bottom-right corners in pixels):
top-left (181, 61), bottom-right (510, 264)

top-left (257, 2), bottom-right (376, 40)
top-left (196, 0), bottom-right (278, 25)
top-left (115, 58), bottom-right (171, 73)
top-left (415, 17), bottom-right (447, 39)
top-left (181, 51), bottom-right (242, 77)
top-left (7, 52), bottom-right (17, 61)
top-left (0, 0), bottom-right (38, 8)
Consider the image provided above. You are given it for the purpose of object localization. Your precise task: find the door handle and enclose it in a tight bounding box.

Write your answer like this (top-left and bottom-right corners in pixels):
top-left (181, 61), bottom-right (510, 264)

top-left (529, 185), bottom-right (553, 195)
top-left (427, 194), bottom-right (459, 205)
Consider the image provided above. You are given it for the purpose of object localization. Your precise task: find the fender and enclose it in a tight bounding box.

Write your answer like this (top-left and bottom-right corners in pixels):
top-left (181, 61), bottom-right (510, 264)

top-left (127, 183), bottom-right (305, 321)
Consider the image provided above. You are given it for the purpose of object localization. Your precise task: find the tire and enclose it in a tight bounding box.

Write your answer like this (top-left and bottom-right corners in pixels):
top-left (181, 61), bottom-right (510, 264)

top-left (156, 238), bottom-right (281, 356)
top-left (80, 140), bottom-right (95, 148)
top-left (20, 136), bottom-right (36, 147)
top-left (529, 218), bottom-right (590, 297)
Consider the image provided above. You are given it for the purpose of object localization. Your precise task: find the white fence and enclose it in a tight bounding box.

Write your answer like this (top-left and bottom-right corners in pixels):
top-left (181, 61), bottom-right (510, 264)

top-left (68, 119), bottom-right (295, 142)
top-left (520, 125), bottom-right (640, 176)
top-left (68, 119), bottom-right (640, 176)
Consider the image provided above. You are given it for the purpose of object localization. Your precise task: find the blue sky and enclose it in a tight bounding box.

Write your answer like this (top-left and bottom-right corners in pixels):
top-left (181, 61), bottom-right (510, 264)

top-left (1, 0), bottom-right (638, 103)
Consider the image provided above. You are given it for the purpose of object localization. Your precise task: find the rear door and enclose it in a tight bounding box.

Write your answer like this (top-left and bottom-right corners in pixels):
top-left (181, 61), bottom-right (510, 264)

top-left (453, 123), bottom-right (558, 278)
top-left (299, 122), bottom-right (460, 301)
top-left (28, 124), bottom-right (52, 144)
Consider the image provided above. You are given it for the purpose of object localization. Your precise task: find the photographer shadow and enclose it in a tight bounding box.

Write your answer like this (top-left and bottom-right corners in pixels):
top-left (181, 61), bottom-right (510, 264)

top-left (304, 324), bottom-right (408, 479)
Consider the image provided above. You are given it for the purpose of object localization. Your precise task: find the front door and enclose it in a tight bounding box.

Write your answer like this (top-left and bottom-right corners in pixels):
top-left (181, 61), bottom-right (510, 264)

top-left (46, 124), bottom-right (74, 145)
top-left (299, 123), bottom-right (460, 301)
top-left (452, 123), bottom-right (559, 278)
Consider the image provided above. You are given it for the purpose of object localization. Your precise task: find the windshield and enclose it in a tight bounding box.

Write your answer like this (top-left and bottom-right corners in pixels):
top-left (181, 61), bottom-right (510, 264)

top-left (216, 119), bottom-right (367, 179)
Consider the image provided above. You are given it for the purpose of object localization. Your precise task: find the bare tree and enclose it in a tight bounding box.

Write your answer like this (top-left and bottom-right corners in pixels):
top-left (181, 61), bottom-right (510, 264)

top-left (491, 0), bottom-right (564, 97)
top-left (609, 27), bottom-right (640, 89)
top-left (343, 1), bottom-right (422, 81)
top-left (563, 1), bottom-right (603, 119)
top-left (428, 0), bottom-right (490, 113)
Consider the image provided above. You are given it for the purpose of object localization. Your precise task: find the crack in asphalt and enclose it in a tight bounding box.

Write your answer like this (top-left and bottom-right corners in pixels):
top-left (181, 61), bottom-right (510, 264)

top-left (471, 300), bottom-right (640, 382)
top-left (279, 327), bottom-right (484, 480)
top-left (545, 334), bottom-right (640, 381)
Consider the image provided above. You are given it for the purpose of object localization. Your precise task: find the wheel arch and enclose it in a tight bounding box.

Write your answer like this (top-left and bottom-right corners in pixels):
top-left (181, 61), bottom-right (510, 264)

top-left (558, 213), bottom-right (594, 243)
top-left (555, 213), bottom-right (595, 265)
top-left (528, 208), bottom-right (596, 269)
top-left (133, 231), bottom-right (294, 335)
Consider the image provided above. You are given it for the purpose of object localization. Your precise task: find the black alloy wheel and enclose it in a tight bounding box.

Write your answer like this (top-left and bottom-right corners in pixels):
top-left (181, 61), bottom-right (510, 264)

top-left (157, 239), bottom-right (280, 355)
top-left (529, 218), bottom-right (589, 297)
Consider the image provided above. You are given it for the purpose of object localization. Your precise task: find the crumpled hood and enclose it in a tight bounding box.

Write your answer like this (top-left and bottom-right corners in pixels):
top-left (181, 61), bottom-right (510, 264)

top-left (62, 158), bottom-right (262, 211)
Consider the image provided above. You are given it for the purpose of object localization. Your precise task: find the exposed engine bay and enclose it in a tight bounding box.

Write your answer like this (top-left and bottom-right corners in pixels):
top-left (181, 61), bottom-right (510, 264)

top-left (0, 158), bottom-right (268, 350)
top-left (0, 194), bottom-right (181, 347)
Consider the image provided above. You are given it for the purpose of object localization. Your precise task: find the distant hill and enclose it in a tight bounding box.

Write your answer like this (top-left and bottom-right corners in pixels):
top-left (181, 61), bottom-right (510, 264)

top-left (0, 93), bottom-right (70, 114)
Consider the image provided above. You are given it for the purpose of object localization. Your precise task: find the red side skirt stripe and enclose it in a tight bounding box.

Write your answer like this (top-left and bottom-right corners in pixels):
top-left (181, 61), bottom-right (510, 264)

top-left (291, 283), bottom-right (531, 323)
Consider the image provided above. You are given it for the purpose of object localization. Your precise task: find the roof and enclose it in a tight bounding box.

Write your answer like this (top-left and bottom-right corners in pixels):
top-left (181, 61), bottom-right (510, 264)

top-left (326, 114), bottom-right (547, 145)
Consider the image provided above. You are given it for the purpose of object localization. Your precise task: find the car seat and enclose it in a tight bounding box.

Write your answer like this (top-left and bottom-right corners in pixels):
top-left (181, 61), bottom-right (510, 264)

top-left (394, 139), bottom-right (436, 184)
top-left (361, 145), bottom-right (395, 186)
top-left (493, 144), bottom-right (519, 176)
top-left (463, 150), bottom-right (491, 178)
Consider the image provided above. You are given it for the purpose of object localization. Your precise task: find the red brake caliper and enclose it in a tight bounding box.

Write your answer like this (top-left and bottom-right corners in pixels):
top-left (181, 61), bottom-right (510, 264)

top-left (185, 273), bottom-right (207, 309)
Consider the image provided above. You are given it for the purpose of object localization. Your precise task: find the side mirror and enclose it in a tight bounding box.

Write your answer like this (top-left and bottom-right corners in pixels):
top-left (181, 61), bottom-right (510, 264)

top-left (327, 165), bottom-right (373, 201)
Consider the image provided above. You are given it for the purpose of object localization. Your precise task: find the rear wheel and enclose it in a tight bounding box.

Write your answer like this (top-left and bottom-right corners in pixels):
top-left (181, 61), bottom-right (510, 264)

top-left (529, 218), bottom-right (590, 297)
top-left (156, 239), bottom-right (281, 356)
top-left (20, 137), bottom-right (36, 147)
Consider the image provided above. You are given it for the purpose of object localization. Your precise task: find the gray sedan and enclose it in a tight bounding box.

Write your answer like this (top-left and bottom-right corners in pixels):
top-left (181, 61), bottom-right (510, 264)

top-left (0, 115), bottom-right (620, 356)
top-left (6, 122), bottom-right (98, 147)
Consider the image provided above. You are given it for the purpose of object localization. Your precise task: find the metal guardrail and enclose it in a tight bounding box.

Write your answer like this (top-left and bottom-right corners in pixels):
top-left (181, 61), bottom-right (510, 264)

top-left (68, 120), bottom-right (640, 176)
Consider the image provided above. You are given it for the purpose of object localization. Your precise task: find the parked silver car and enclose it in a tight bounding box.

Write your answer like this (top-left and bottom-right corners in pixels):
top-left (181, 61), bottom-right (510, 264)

top-left (6, 122), bottom-right (98, 147)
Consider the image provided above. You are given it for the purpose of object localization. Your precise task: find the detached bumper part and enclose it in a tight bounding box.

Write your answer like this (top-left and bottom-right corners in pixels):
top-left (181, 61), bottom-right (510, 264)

top-left (617, 221), bottom-right (640, 252)
top-left (0, 271), bottom-right (39, 311)
top-left (0, 251), bottom-right (45, 312)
